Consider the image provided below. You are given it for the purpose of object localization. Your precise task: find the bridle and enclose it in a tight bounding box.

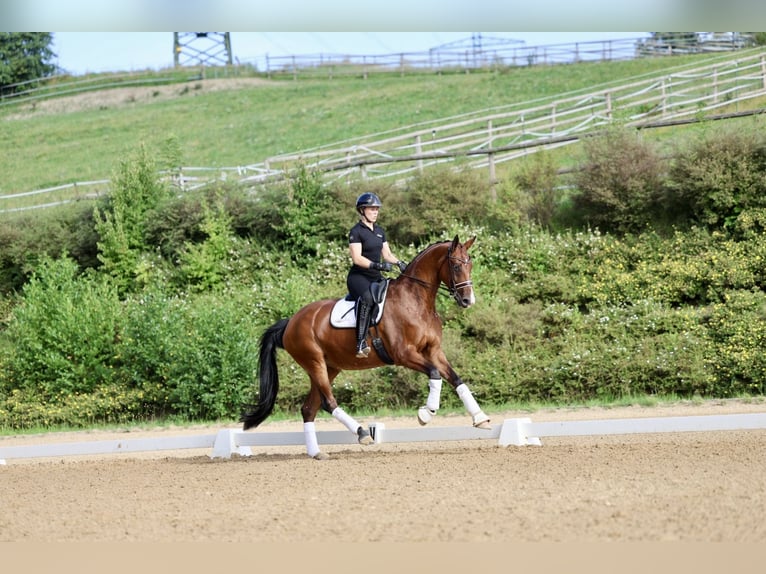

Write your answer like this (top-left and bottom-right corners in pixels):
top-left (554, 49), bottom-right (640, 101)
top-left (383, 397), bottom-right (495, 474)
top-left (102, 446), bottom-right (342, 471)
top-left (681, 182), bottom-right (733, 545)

top-left (398, 243), bottom-right (473, 305)
top-left (445, 246), bottom-right (473, 305)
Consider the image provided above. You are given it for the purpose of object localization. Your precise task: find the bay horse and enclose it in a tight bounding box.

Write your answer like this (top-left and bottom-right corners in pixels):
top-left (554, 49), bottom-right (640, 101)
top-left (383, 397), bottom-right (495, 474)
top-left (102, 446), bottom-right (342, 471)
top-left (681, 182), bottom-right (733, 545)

top-left (241, 235), bottom-right (490, 459)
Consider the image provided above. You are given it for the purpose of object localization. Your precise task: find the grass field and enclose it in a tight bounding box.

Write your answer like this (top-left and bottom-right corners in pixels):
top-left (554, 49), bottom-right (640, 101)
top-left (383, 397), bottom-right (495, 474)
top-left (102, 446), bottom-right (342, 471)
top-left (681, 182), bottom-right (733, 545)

top-left (0, 51), bottom-right (736, 202)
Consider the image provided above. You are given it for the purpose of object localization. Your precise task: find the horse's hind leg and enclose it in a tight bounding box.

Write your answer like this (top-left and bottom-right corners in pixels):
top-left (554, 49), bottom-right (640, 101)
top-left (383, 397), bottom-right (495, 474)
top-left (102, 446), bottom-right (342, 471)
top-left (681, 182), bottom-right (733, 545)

top-left (331, 405), bottom-right (373, 445)
top-left (301, 385), bottom-right (328, 460)
top-left (300, 367), bottom-right (372, 460)
top-left (320, 367), bottom-right (373, 447)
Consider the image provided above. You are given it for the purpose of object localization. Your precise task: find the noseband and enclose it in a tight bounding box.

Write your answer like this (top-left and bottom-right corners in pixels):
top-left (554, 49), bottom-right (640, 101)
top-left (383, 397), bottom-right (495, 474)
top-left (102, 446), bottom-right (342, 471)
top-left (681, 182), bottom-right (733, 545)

top-left (446, 246), bottom-right (473, 305)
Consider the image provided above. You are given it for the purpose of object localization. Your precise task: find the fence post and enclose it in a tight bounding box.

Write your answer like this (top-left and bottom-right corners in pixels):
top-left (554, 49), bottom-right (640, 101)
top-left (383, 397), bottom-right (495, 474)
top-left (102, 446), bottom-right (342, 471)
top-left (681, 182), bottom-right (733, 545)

top-left (487, 120), bottom-right (497, 199)
top-left (761, 55), bottom-right (766, 90)
top-left (713, 67), bottom-right (719, 103)
top-left (605, 92), bottom-right (612, 120)
top-left (415, 135), bottom-right (423, 173)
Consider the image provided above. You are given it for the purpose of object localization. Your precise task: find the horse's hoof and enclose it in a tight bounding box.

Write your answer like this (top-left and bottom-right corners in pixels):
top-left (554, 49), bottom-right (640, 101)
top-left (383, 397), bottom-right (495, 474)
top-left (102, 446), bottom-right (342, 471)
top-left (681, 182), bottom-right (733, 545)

top-left (417, 406), bottom-right (435, 426)
top-left (313, 452), bottom-right (330, 461)
top-left (357, 427), bottom-right (374, 445)
top-left (472, 412), bottom-right (491, 429)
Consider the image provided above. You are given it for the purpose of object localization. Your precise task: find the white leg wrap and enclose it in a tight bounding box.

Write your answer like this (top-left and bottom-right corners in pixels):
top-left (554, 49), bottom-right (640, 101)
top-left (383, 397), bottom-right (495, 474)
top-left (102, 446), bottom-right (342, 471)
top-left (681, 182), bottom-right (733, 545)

top-left (303, 422), bottom-right (320, 458)
top-left (456, 383), bottom-right (490, 427)
top-left (332, 407), bottom-right (360, 434)
top-left (456, 383), bottom-right (481, 417)
top-left (426, 378), bottom-right (442, 411)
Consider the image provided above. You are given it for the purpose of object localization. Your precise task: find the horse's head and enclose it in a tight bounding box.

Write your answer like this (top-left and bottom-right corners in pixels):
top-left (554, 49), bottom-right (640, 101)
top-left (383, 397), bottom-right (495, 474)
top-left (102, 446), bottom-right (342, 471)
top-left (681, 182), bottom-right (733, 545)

top-left (445, 235), bottom-right (476, 308)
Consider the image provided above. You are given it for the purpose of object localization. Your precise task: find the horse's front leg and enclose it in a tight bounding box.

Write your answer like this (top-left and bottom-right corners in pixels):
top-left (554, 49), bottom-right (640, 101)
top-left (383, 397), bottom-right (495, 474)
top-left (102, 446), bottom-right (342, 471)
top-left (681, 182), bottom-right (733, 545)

top-left (455, 379), bottom-right (491, 428)
top-left (416, 366), bottom-right (490, 429)
top-left (417, 369), bottom-right (443, 426)
top-left (444, 366), bottom-right (491, 429)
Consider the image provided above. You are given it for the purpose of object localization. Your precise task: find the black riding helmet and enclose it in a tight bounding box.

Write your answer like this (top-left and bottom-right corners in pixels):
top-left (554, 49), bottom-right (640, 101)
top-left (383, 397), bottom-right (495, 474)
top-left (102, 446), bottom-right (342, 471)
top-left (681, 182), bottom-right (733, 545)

top-left (356, 192), bottom-right (382, 215)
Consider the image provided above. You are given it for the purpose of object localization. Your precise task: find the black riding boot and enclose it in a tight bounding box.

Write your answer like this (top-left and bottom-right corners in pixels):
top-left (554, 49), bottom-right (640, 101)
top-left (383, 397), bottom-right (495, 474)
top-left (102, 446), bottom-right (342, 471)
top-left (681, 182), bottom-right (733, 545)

top-left (355, 299), bottom-right (372, 358)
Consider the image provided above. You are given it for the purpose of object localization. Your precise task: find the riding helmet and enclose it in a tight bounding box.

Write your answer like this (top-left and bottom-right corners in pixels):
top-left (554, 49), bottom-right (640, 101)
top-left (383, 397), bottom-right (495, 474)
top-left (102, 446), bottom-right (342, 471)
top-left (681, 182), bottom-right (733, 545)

top-left (356, 192), bottom-right (382, 213)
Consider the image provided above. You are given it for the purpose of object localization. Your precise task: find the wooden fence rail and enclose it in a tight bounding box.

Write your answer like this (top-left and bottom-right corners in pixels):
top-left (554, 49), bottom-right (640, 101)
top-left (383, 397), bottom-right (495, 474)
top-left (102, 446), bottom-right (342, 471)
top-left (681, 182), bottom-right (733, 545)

top-left (251, 49), bottom-right (766, 184)
top-left (4, 48), bottom-right (766, 213)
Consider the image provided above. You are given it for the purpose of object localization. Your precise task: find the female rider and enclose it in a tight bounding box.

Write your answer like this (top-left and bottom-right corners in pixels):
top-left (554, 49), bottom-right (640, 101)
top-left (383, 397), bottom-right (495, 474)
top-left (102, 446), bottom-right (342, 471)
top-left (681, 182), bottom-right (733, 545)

top-left (347, 192), bottom-right (407, 358)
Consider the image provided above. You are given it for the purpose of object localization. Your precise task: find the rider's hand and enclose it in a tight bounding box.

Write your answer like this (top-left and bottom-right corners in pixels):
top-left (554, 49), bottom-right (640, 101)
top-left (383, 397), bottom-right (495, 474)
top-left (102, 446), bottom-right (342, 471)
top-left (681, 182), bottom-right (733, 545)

top-left (397, 260), bottom-right (407, 272)
top-left (370, 261), bottom-right (393, 272)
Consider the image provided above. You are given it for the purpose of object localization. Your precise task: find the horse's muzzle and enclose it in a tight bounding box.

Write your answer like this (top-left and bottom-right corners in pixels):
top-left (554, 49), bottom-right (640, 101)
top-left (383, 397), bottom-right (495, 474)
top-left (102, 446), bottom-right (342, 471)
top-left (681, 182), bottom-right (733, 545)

top-left (456, 287), bottom-right (476, 308)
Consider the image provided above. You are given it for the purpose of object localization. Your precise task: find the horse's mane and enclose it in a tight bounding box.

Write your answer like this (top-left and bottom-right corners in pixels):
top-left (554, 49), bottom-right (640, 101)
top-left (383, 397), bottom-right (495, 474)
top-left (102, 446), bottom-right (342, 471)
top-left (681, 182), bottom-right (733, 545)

top-left (408, 239), bottom-right (450, 265)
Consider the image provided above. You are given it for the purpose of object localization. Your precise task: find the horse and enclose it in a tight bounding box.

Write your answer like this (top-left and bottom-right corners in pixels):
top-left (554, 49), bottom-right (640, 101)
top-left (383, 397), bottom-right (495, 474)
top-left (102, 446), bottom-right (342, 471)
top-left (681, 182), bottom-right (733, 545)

top-left (241, 235), bottom-right (490, 459)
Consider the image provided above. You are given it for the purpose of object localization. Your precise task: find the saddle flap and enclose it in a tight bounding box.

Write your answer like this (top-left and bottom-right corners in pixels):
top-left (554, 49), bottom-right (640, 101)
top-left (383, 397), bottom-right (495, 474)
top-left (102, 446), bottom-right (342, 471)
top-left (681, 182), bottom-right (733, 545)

top-left (330, 281), bottom-right (389, 329)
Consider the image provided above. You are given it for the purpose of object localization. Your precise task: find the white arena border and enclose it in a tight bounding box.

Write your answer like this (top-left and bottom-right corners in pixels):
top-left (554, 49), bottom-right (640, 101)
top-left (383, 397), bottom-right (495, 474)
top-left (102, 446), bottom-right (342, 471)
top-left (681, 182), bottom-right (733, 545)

top-left (2, 412), bottom-right (766, 464)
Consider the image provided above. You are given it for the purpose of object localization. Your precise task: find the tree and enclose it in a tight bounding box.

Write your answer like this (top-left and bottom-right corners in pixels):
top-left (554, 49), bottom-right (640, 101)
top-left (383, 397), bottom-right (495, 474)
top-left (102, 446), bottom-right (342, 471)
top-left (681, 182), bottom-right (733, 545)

top-left (0, 33), bottom-right (57, 92)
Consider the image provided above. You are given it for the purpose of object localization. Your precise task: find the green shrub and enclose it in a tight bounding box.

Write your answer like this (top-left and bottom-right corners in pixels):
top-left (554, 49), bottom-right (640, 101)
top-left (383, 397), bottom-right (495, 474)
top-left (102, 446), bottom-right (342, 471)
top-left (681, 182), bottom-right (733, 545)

top-left (94, 142), bottom-right (173, 293)
top-left (174, 196), bottom-right (244, 292)
top-left (114, 288), bottom-right (265, 421)
top-left (703, 289), bottom-right (766, 395)
top-left (385, 169), bottom-right (496, 245)
top-left (572, 127), bottom-right (667, 233)
top-left (165, 293), bottom-right (262, 420)
top-left (276, 166), bottom-right (349, 258)
top-left (0, 202), bottom-right (99, 295)
top-left (512, 151), bottom-right (560, 228)
top-left (667, 126), bottom-right (766, 231)
top-left (1, 256), bottom-right (120, 399)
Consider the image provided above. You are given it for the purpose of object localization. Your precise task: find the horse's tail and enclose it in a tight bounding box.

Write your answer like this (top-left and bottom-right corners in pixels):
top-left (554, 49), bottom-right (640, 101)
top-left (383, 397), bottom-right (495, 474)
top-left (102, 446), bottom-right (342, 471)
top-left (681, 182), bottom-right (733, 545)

top-left (241, 318), bottom-right (289, 430)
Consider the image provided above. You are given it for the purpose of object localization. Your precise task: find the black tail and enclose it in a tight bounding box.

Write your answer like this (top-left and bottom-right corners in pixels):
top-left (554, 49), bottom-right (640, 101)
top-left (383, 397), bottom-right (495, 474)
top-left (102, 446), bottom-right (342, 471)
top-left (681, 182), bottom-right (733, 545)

top-left (241, 318), bottom-right (289, 430)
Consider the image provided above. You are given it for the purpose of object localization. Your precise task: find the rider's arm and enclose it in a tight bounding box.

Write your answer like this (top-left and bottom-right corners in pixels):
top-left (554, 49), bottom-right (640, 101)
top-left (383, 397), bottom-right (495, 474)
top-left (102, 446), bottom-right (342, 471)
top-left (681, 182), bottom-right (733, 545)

top-left (381, 241), bottom-right (399, 264)
top-left (349, 242), bottom-right (372, 268)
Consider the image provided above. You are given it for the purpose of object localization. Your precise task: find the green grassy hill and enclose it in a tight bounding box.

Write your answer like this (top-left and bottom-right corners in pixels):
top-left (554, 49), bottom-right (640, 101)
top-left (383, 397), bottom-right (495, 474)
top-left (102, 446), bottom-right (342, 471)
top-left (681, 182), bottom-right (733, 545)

top-left (0, 51), bottom-right (739, 199)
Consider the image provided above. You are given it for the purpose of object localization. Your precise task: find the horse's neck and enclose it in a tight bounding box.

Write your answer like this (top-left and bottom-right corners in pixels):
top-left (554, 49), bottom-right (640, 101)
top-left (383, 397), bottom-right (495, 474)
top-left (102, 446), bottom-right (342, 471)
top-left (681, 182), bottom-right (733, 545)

top-left (405, 245), bottom-right (446, 295)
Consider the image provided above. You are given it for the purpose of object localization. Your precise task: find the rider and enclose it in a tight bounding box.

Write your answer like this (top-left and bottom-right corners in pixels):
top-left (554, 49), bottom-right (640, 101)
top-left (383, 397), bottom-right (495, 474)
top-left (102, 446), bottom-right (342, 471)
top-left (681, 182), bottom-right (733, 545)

top-left (347, 192), bottom-right (407, 358)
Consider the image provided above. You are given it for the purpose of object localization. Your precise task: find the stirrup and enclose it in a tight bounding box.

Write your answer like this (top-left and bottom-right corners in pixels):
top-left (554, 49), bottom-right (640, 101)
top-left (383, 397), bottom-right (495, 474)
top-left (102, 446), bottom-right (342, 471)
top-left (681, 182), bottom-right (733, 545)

top-left (356, 341), bottom-right (370, 358)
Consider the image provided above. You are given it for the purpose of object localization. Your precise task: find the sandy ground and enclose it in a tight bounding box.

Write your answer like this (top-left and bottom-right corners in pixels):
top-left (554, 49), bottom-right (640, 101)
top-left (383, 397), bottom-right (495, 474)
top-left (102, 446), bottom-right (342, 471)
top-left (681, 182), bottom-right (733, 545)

top-left (1, 398), bottom-right (765, 542)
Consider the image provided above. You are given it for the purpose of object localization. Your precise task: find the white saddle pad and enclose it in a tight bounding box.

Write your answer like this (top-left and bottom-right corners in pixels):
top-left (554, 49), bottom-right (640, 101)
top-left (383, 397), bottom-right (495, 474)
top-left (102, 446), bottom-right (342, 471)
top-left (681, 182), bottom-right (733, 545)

top-left (330, 299), bottom-right (385, 328)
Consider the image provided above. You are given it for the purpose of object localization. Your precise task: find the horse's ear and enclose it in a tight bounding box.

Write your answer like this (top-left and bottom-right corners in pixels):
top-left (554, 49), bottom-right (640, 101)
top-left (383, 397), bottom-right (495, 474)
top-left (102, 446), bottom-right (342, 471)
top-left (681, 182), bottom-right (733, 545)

top-left (451, 235), bottom-right (460, 250)
top-left (463, 236), bottom-right (476, 250)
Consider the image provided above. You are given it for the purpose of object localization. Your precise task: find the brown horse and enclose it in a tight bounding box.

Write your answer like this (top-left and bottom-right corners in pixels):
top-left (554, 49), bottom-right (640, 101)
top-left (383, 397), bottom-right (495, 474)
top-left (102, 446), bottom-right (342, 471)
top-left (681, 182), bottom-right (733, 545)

top-left (241, 235), bottom-right (489, 459)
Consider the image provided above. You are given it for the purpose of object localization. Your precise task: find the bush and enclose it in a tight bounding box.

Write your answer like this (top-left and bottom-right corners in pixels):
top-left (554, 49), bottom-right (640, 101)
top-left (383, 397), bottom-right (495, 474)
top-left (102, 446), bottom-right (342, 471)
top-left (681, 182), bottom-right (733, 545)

top-left (384, 169), bottom-right (497, 245)
top-left (94, 142), bottom-right (173, 294)
top-left (275, 166), bottom-right (349, 258)
top-left (703, 289), bottom-right (766, 395)
top-left (0, 203), bottom-right (99, 295)
top-left (667, 126), bottom-right (766, 231)
top-left (1, 256), bottom-right (120, 400)
top-left (512, 151), bottom-right (560, 228)
top-left (572, 127), bottom-right (667, 233)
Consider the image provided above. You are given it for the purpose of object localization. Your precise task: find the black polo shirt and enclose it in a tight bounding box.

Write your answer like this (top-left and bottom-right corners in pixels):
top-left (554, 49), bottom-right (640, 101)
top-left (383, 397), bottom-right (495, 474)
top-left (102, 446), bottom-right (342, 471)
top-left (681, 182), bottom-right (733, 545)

top-left (348, 221), bottom-right (386, 278)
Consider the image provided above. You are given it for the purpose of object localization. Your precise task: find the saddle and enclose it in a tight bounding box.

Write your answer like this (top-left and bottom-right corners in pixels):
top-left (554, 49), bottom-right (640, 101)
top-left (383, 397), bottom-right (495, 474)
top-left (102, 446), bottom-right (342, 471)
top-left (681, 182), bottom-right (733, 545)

top-left (330, 279), bottom-right (389, 328)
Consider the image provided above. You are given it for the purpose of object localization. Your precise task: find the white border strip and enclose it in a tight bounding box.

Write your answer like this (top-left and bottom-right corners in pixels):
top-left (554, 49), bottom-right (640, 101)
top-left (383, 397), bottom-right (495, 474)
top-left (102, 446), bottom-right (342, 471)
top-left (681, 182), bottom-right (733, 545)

top-left (2, 413), bottom-right (765, 463)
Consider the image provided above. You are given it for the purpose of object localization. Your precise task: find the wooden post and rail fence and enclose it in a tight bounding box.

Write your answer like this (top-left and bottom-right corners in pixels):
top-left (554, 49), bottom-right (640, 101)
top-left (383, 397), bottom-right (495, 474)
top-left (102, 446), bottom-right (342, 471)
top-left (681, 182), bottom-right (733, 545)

top-left (4, 48), bottom-right (766, 213)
